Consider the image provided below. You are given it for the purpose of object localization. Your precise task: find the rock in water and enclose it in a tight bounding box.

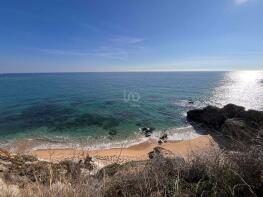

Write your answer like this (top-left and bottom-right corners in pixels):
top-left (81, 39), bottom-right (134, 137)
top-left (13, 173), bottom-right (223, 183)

top-left (139, 127), bottom-right (155, 137)
top-left (187, 106), bottom-right (226, 129)
top-left (187, 104), bottom-right (263, 143)
top-left (188, 100), bottom-right (194, 104)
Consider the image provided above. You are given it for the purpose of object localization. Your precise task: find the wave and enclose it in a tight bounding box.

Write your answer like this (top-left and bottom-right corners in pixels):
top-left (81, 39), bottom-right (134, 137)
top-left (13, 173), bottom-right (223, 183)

top-left (10, 125), bottom-right (203, 152)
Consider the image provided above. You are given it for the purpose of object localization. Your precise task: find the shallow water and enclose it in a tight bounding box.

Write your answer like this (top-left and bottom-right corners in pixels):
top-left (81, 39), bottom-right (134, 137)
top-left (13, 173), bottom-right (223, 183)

top-left (0, 71), bottom-right (263, 147)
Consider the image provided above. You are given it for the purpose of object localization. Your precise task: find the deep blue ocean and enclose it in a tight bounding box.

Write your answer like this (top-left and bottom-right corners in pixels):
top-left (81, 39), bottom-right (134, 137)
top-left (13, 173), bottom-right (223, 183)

top-left (1, 71), bottom-right (263, 149)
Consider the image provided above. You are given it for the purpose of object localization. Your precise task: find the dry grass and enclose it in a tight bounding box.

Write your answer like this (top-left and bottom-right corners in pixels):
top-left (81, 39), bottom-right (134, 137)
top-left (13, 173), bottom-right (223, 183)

top-left (1, 140), bottom-right (263, 197)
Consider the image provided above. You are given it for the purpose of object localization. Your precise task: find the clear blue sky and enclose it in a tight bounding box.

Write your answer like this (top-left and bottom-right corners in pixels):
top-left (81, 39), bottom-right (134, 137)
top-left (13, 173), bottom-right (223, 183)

top-left (0, 0), bottom-right (263, 73)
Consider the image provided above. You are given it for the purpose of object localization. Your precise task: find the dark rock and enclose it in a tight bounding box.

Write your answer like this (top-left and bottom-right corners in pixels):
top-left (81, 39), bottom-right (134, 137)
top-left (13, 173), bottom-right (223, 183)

top-left (83, 156), bottom-right (94, 171)
top-left (242, 110), bottom-right (263, 126)
top-left (187, 104), bottom-right (263, 143)
top-left (187, 106), bottom-right (226, 129)
top-left (139, 127), bottom-right (155, 137)
top-left (160, 133), bottom-right (168, 142)
top-left (158, 132), bottom-right (168, 145)
top-left (139, 127), bottom-right (154, 132)
top-left (145, 132), bottom-right (151, 137)
top-left (221, 104), bottom-right (245, 119)
top-left (139, 127), bottom-right (147, 132)
top-left (188, 100), bottom-right (194, 104)
top-left (148, 147), bottom-right (174, 159)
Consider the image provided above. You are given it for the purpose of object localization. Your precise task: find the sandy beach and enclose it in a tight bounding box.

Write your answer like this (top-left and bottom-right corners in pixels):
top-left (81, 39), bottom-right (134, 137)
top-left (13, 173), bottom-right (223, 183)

top-left (32, 135), bottom-right (217, 167)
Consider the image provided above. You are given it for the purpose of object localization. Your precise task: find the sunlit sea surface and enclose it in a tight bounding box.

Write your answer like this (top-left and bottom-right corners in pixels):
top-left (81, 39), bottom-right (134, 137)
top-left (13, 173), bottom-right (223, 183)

top-left (0, 71), bottom-right (263, 149)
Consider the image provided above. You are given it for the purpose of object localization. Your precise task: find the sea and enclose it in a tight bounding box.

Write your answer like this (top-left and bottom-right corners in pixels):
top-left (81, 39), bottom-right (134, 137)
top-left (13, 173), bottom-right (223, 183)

top-left (0, 71), bottom-right (263, 150)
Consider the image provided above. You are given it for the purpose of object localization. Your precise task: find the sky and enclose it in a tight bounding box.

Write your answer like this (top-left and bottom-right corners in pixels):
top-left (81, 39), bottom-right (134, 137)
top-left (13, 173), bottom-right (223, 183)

top-left (0, 0), bottom-right (263, 73)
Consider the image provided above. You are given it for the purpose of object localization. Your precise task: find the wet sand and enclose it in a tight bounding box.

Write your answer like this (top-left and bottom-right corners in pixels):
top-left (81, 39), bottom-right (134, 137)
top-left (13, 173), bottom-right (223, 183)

top-left (32, 135), bottom-right (217, 167)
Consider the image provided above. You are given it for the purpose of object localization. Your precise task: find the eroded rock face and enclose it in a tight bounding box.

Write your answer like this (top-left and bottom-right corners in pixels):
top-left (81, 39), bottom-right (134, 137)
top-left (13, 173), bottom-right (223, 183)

top-left (187, 104), bottom-right (263, 143)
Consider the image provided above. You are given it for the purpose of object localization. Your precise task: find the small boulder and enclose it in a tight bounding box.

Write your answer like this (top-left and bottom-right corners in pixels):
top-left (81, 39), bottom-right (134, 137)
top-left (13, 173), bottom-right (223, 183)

top-left (160, 133), bottom-right (168, 142)
top-left (139, 127), bottom-right (155, 137)
top-left (158, 139), bottom-right (163, 145)
top-left (158, 132), bottom-right (168, 144)
top-left (148, 147), bottom-right (174, 159)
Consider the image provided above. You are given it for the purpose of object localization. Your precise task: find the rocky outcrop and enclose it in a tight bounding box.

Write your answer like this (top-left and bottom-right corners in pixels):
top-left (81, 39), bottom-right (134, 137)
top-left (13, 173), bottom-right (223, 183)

top-left (187, 106), bottom-right (226, 129)
top-left (187, 104), bottom-right (263, 143)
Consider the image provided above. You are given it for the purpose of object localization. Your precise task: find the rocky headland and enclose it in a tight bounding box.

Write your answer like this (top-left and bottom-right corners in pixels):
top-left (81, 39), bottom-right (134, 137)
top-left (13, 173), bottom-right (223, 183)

top-left (187, 104), bottom-right (263, 145)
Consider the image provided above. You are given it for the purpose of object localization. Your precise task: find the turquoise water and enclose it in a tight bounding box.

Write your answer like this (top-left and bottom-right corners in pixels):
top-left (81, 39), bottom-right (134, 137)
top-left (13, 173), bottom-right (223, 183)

top-left (1, 71), bottom-right (263, 147)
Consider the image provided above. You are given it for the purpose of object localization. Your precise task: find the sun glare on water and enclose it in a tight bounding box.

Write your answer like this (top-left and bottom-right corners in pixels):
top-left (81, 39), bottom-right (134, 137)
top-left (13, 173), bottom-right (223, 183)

top-left (236, 71), bottom-right (261, 82)
top-left (210, 71), bottom-right (263, 110)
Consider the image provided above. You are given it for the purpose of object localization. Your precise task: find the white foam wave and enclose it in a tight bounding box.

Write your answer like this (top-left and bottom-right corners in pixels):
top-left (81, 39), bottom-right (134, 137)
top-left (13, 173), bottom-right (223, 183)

top-left (150, 125), bottom-right (203, 141)
top-left (31, 135), bottom-right (149, 151)
top-left (30, 125), bottom-right (203, 151)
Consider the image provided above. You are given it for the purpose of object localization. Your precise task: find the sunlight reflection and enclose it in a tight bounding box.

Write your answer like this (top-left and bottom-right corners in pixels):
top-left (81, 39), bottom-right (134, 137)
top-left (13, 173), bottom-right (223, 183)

top-left (209, 71), bottom-right (263, 110)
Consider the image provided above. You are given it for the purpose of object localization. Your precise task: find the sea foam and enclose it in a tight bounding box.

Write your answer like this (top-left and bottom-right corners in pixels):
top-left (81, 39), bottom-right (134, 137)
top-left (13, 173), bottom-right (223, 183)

top-left (29, 125), bottom-right (202, 151)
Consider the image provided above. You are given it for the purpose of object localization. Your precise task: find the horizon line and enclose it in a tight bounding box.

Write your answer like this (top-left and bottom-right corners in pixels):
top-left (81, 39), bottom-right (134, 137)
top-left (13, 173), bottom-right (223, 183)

top-left (0, 69), bottom-right (262, 74)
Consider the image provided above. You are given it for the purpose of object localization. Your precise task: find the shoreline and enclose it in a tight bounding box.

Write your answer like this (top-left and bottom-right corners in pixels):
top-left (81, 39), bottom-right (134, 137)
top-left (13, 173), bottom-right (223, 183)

top-left (2, 125), bottom-right (204, 152)
top-left (32, 135), bottom-right (217, 167)
top-left (0, 125), bottom-right (214, 168)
